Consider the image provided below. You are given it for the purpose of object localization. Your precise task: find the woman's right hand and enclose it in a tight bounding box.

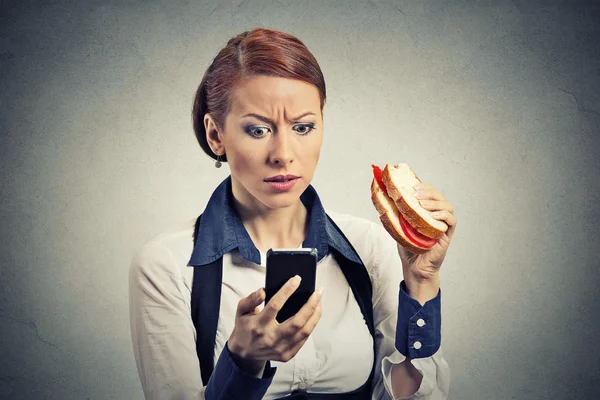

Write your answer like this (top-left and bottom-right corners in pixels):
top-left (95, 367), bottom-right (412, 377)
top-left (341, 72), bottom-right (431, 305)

top-left (227, 276), bottom-right (323, 377)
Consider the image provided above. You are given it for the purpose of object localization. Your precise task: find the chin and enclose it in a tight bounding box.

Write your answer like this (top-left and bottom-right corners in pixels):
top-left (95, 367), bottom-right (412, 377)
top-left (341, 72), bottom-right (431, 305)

top-left (260, 193), bottom-right (300, 210)
top-left (259, 185), bottom-right (306, 210)
top-left (267, 201), bottom-right (296, 210)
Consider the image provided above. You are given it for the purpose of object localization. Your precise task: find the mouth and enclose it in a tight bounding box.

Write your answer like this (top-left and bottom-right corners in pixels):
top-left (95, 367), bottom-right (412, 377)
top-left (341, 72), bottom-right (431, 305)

top-left (264, 174), bottom-right (300, 182)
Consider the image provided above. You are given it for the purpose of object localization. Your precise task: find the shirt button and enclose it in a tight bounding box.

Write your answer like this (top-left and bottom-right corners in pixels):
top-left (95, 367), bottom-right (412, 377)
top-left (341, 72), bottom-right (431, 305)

top-left (298, 382), bottom-right (307, 390)
top-left (413, 341), bottom-right (422, 350)
top-left (416, 318), bottom-right (425, 327)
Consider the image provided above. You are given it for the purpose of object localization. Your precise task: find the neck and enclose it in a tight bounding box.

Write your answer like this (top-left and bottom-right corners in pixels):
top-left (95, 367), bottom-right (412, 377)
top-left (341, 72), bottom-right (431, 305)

top-left (231, 186), bottom-right (309, 253)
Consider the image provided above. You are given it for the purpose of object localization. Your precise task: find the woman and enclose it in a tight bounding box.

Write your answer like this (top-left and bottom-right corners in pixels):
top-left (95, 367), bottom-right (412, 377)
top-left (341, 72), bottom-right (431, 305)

top-left (129, 28), bottom-right (456, 399)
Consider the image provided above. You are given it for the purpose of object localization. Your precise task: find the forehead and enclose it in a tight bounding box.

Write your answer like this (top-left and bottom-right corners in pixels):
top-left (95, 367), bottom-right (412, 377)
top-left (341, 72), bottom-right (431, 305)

top-left (229, 75), bottom-right (321, 116)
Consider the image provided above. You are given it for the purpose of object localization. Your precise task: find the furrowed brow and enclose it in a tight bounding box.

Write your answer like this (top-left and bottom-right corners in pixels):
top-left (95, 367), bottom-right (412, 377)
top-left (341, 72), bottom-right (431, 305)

top-left (241, 112), bottom-right (316, 124)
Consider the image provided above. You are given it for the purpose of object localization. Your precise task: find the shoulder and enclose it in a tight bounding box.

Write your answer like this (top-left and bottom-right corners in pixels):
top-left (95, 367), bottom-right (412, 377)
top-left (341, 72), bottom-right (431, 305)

top-left (325, 210), bottom-right (403, 305)
top-left (129, 217), bottom-right (197, 282)
top-left (325, 209), bottom-right (379, 233)
top-left (325, 209), bottom-right (392, 248)
top-left (325, 209), bottom-right (395, 269)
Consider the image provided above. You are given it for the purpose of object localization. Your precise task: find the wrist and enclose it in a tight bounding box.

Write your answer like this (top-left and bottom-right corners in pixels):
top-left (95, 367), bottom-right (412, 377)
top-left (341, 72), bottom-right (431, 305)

top-left (404, 274), bottom-right (440, 306)
top-left (226, 340), bottom-right (266, 378)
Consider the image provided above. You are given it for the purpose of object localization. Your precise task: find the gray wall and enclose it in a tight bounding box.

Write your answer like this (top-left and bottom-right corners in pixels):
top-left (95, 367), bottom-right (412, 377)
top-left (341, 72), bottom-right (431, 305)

top-left (1, 0), bottom-right (599, 399)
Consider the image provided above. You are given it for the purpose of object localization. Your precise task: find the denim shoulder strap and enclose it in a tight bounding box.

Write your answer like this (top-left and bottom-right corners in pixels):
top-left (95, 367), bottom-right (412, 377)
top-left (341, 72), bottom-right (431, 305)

top-left (276, 216), bottom-right (376, 399)
top-left (323, 214), bottom-right (376, 397)
top-left (190, 214), bottom-right (223, 386)
top-left (325, 214), bottom-right (375, 336)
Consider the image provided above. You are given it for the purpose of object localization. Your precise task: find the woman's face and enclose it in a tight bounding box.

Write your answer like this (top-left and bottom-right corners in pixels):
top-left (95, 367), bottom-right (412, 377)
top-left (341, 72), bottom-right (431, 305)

top-left (217, 75), bottom-right (323, 211)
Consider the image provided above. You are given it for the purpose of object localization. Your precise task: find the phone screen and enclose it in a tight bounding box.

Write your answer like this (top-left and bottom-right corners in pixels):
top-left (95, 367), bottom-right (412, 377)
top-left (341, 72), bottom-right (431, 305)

top-left (265, 248), bottom-right (317, 323)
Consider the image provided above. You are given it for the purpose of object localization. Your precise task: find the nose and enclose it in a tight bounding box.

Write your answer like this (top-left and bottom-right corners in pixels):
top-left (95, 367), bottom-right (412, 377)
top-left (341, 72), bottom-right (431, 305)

top-left (269, 131), bottom-right (294, 166)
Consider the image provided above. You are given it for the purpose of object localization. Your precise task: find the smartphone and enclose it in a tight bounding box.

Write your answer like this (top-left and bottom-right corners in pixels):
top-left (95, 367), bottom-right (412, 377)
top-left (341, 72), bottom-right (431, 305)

top-left (265, 248), bottom-right (318, 323)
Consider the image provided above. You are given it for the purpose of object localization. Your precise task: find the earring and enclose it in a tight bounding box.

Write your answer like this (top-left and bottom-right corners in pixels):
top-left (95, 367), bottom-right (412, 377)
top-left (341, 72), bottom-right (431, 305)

top-left (215, 154), bottom-right (223, 168)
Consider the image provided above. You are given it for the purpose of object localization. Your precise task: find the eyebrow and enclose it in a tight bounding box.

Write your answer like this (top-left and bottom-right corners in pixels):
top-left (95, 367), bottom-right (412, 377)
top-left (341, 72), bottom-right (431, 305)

top-left (241, 112), bottom-right (316, 124)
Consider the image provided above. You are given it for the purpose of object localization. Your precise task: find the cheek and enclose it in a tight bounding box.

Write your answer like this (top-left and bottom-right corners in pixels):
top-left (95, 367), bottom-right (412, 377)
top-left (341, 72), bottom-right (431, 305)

top-left (306, 147), bottom-right (320, 164)
top-left (228, 148), bottom-right (259, 177)
top-left (305, 136), bottom-right (322, 162)
top-left (228, 154), bottom-right (249, 176)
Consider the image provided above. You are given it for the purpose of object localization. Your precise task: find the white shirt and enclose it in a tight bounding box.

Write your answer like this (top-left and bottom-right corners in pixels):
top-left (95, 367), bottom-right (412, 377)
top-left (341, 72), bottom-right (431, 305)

top-left (129, 210), bottom-right (449, 399)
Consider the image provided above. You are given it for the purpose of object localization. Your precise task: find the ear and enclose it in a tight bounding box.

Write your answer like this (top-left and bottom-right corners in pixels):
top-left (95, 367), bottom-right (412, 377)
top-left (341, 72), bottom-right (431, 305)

top-left (204, 113), bottom-right (225, 156)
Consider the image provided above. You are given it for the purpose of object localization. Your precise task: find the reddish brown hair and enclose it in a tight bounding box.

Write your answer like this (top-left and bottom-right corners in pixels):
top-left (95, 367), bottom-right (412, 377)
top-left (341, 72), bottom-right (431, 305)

top-left (192, 28), bottom-right (327, 161)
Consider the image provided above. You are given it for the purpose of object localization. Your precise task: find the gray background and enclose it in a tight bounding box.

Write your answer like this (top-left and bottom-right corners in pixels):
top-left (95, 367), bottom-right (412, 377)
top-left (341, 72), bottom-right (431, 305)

top-left (1, 0), bottom-right (599, 399)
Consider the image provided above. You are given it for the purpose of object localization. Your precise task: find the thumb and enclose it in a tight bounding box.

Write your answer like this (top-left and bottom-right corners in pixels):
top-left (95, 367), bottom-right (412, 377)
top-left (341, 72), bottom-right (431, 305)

top-left (236, 288), bottom-right (265, 316)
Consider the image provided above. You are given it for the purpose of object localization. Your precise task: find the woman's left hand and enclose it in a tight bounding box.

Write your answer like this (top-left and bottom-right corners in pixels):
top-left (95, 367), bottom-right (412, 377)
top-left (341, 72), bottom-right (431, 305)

top-left (397, 183), bottom-right (457, 302)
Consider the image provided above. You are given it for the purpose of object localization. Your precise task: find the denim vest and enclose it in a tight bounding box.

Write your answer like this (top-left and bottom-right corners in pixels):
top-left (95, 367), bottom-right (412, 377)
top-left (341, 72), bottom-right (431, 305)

top-left (190, 213), bottom-right (376, 399)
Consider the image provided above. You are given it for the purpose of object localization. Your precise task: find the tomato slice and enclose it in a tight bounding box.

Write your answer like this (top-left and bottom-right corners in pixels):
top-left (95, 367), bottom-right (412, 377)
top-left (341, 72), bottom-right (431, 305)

top-left (371, 164), bottom-right (387, 194)
top-left (372, 164), bottom-right (437, 248)
top-left (399, 213), bottom-right (438, 248)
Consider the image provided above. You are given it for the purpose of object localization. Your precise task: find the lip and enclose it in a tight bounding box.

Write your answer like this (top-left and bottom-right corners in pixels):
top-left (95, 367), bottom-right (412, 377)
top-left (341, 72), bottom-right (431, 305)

top-left (264, 175), bottom-right (300, 192)
top-left (264, 174), bottom-right (300, 182)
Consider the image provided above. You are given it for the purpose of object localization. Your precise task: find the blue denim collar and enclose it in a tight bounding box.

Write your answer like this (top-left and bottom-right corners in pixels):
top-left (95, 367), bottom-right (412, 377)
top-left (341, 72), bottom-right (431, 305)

top-left (188, 176), bottom-right (361, 266)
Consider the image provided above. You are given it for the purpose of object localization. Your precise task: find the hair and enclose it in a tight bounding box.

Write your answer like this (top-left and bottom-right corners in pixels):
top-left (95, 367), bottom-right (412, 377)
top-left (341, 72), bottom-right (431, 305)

top-left (192, 28), bottom-right (327, 162)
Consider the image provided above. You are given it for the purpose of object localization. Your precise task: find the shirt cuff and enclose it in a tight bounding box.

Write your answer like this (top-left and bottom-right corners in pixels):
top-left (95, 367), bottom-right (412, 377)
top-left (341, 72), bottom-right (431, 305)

top-left (204, 342), bottom-right (276, 400)
top-left (395, 280), bottom-right (441, 359)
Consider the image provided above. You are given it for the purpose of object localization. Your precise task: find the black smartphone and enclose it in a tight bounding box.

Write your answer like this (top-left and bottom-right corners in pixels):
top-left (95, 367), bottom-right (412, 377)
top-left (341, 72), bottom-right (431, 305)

top-left (265, 248), bottom-right (318, 323)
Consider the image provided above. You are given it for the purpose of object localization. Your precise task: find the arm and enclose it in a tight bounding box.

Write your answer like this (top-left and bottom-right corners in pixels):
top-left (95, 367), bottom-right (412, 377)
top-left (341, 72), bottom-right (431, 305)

top-left (128, 241), bottom-right (275, 400)
top-left (368, 224), bottom-right (450, 400)
top-left (390, 280), bottom-right (444, 398)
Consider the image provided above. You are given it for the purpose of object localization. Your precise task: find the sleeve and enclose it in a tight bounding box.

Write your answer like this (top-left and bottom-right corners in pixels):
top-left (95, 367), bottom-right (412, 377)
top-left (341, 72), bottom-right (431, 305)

top-left (367, 224), bottom-right (450, 400)
top-left (128, 241), bottom-right (276, 400)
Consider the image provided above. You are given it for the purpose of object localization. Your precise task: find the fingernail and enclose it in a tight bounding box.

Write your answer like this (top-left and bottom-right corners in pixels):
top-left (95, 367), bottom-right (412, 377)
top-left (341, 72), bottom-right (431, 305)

top-left (413, 183), bottom-right (423, 190)
top-left (414, 190), bottom-right (425, 198)
top-left (316, 287), bottom-right (323, 299)
top-left (420, 199), bottom-right (431, 206)
top-left (292, 275), bottom-right (302, 286)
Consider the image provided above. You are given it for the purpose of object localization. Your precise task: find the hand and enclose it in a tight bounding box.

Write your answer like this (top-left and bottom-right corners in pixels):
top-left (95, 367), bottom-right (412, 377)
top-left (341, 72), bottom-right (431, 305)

top-left (227, 276), bottom-right (323, 376)
top-left (397, 183), bottom-right (457, 303)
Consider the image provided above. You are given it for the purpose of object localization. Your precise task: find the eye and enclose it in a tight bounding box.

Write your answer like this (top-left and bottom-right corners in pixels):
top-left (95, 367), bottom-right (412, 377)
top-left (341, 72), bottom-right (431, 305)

top-left (245, 125), bottom-right (271, 138)
top-left (293, 123), bottom-right (315, 135)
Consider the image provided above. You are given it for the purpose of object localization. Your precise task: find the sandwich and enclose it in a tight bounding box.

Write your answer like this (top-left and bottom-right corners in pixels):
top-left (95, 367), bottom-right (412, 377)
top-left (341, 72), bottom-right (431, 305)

top-left (371, 164), bottom-right (448, 254)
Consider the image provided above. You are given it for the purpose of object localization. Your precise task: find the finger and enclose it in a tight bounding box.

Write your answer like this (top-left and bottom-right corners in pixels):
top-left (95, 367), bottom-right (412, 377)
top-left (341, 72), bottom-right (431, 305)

top-left (417, 199), bottom-right (454, 215)
top-left (279, 288), bottom-right (323, 337)
top-left (259, 275), bottom-right (302, 324)
top-left (272, 302), bottom-right (321, 362)
top-left (288, 300), bottom-right (323, 344)
top-left (413, 183), bottom-right (446, 202)
top-left (430, 210), bottom-right (457, 239)
top-left (236, 287), bottom-right (265, 317)
top-left (430, 209), bottom-right (456, 226)
top-left (273, 336), bottom-right (310, 363)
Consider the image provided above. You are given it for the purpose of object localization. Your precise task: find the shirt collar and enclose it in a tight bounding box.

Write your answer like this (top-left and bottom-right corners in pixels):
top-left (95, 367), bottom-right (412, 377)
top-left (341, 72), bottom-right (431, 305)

top-left (188, 176), bottom-right (361, 266)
